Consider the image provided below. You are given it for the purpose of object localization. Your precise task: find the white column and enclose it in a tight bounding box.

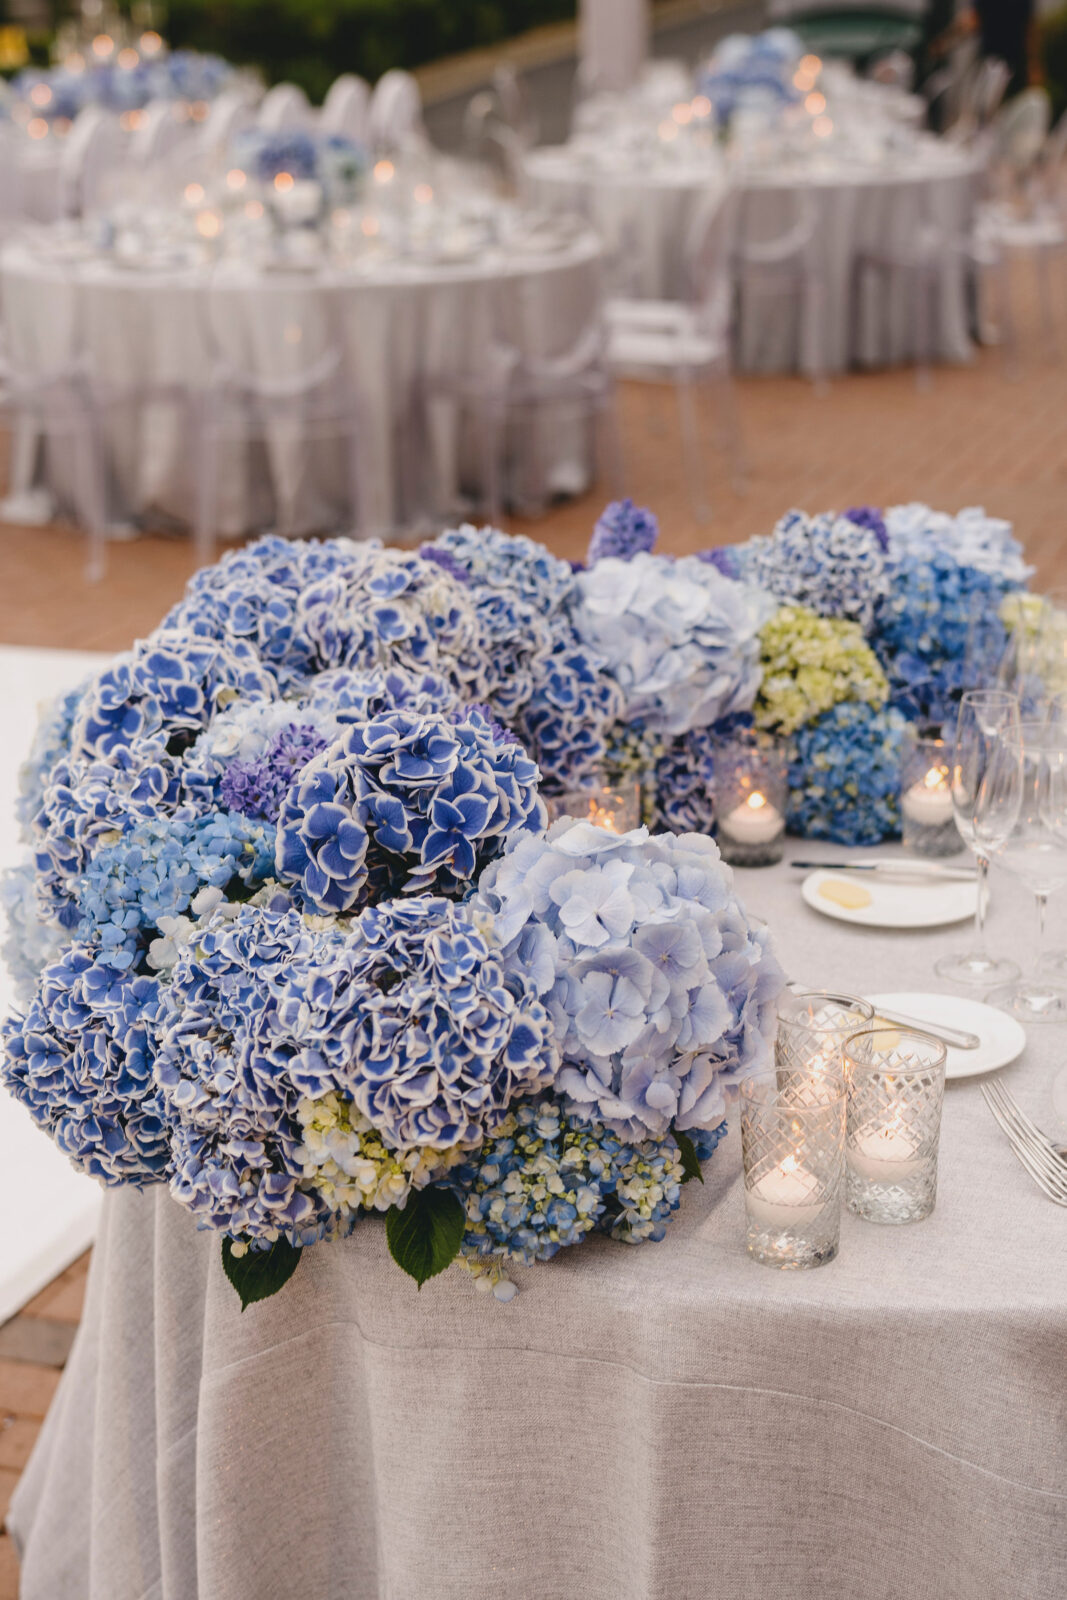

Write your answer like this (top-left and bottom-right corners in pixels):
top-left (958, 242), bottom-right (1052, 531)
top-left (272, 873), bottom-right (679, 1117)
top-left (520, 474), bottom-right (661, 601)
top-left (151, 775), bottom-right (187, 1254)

top-left (578, 0), bottom-right (649, 95)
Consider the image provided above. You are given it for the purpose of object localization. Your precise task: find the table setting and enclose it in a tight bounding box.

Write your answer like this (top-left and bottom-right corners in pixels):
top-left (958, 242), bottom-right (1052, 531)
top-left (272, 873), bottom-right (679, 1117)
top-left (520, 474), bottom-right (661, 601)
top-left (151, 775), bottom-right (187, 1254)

top-left (0, 133), bottom-right (604, 537)
top-left (525, 33), bottom-right (983, 372)
top-left (0, 493), bottom-right (1064, 1597)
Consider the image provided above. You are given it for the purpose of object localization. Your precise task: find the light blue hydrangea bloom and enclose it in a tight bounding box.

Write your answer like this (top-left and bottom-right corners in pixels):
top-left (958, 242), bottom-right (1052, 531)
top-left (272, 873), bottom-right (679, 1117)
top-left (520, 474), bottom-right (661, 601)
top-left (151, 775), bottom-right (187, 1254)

top-left (474, 820), bottom-right (784, 1140)
top-left (570, 552), bottom-right (767, 736)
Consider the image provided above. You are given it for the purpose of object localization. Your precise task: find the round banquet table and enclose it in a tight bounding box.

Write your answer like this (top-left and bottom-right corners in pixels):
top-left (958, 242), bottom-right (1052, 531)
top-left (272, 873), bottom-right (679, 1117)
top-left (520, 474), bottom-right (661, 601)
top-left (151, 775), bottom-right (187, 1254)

top-left (524, 142), bottom-right (986, 375)
top-left (0, 226), bottom-right (604, 539)
top-left (8, 842), bottom-right (1065, 1600)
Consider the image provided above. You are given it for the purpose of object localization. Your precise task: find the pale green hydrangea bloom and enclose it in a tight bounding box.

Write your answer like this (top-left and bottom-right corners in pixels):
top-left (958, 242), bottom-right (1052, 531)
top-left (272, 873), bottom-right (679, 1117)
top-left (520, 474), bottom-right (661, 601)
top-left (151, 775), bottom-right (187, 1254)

top-left (755, 604), bottom-right (889, 736)
top-left (295, 1092), bottom-right (469, 1219)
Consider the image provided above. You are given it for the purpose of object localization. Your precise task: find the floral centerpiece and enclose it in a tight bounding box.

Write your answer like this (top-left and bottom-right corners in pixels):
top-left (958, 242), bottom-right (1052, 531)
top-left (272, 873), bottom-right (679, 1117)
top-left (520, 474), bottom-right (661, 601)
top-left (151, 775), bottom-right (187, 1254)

top-left (2, 533), bottom-right (782, 1308)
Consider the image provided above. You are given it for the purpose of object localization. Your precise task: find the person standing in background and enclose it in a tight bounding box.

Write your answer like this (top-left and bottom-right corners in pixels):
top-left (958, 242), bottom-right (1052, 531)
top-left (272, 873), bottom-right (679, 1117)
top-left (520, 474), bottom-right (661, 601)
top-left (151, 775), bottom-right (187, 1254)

top-left (972, 0), bottom-right (1039, 95)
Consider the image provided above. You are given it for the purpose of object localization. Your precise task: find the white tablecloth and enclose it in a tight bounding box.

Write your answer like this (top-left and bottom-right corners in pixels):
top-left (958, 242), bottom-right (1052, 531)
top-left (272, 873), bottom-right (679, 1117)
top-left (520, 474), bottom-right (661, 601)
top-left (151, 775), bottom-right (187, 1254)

top-left (8, 839), bottom-right (1066, 1600)
top-left (0, 230), bottom-right (605, 538)
top-left (525, 144), bottom-right (985, 373)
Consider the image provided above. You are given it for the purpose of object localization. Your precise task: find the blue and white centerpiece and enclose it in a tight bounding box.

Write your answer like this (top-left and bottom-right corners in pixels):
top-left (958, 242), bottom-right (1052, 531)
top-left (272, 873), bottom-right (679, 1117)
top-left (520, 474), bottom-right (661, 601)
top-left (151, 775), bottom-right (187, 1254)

top-left (2, 530), bottom-right (783, 1306)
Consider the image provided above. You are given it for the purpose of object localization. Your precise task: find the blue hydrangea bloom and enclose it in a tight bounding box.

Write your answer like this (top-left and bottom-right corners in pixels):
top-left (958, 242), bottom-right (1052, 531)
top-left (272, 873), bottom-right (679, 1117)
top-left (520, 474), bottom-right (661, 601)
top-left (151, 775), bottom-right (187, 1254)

top-left (76, 813), bottom-right (274, 968)
top-left (872, 549), bottom-right (1014, 725)
top-left (449, 1096), bottom-right (724, 1272)
top-left (1, 949), bottom-right (169, 1184)
top-left (276, 706), bottom-right (545, 912)
top-left (735, 508), bottom-right (890, 631)
top-left (788, 701), bottom-right (908, 845)
top-left (474, 821), bottom-right (784, 1140)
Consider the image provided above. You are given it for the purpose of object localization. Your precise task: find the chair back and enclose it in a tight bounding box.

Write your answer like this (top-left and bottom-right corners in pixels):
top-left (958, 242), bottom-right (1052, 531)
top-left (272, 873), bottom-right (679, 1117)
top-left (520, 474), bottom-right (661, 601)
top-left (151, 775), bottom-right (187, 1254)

top-left (994, 88), bottom-right (1052, 172)
top-left (973, 58), bottom-right (1012, 127)
top-left (685, 185), bottom-right (741, 335)
top-left (200, 268), bottom-right (347, 410)
top-left (735, 186), bottom-right (818, 273)
top-left (59, 106), bottom-right (126, 217)
top-left (368, 70), bottom-right (424, 152)
top-left (321, 74), bottom-right (371, 143)
top-left (130, 99), bottom-right (188, 167)
top-left (198, 87), bottom-right (257, 163)
top-left (257, 82), bottom-right (312, 133)
top-left (491, 64), bottom-right (537, 148)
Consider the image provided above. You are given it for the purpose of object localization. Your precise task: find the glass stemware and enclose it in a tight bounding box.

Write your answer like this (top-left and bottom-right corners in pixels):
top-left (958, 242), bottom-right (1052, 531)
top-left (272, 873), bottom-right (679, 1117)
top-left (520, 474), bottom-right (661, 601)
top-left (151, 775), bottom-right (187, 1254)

top-left (986, 723), bottom-right (1067, 1022)
top-left (935, 690), bottom-right (1023, 987)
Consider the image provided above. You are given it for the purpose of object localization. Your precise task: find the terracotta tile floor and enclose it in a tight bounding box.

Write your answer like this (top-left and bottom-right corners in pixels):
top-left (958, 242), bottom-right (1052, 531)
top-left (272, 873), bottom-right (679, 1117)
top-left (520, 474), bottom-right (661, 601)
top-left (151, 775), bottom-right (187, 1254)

top-left (1, 260), bottom-right (1067, 1596)
top-left (0, 1256), bottom-right (89, 1591)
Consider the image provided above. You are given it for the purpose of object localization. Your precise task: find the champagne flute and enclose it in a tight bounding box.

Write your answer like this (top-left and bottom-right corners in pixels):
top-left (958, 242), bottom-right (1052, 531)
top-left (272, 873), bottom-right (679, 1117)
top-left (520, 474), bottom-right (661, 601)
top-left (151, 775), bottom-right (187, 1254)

top-left (986, 723), bottom-right (1067, 1022)
top-left (935, 690), bottom-right (1023, 986)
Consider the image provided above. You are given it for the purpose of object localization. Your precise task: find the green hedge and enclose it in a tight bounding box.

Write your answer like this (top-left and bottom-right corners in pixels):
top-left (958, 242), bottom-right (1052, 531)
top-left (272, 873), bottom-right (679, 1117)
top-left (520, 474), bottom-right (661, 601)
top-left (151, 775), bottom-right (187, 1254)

top-left (1043, 6), bottom-right (1067, 120)
top-left (164, 0), bottom-right (577, 102)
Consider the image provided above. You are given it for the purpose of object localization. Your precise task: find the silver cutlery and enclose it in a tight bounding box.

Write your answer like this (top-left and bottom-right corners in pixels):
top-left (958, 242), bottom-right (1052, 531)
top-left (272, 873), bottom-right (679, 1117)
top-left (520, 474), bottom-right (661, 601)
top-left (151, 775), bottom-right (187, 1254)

top-left (791, 858), bottom-right (976, 882)
top-left (868, 1006), bottom-right (980, 1051)
top-left (981, 1081), bottom-right (1067, 1205)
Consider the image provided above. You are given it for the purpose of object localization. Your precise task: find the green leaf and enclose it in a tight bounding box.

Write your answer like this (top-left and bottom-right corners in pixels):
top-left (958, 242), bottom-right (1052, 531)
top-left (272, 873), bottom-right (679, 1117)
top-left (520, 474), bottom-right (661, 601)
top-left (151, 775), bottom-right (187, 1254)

top-left (672, 1126), bottom-right (705, 1186)
top-left (386, 1186), bottom-right (465, 1288)
top-left (222, 1236), bottom-right (303, 1311)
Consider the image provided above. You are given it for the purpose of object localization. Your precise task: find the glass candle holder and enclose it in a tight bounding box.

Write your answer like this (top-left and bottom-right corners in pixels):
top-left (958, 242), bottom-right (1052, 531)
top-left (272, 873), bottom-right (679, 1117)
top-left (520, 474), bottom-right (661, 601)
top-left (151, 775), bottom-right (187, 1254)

top-left (776, 990), bottom-right (875, 1081)
top-left (843, 1028), bottom-right (947, 1224)
top-left (714, 737), bottom-right (788, 866)
top-left (741, 1071), bottom-right (846, 1269)
top-left (900, 729), bottom-right (963, 858)
top-left (547, 779), bottom-right (641, 835)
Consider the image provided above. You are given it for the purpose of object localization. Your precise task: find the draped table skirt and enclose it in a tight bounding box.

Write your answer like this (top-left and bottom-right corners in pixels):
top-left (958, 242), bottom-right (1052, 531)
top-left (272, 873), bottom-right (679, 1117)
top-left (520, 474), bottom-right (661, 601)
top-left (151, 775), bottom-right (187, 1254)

top-left (524, 146), bottom-right (986, 376)
top-left (0, 231), bottom-right (604, 539)
top-left (9, 844), bottom-right (1067, 1600)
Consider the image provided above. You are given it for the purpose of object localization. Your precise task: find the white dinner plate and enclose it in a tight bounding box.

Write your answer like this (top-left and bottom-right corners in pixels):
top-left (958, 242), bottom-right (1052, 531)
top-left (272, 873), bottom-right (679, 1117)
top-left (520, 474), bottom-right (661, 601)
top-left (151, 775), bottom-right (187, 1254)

top-left (867, 992), bottom-right (1027, 1080)
top-left (801, 869), bottom-right (978, 929)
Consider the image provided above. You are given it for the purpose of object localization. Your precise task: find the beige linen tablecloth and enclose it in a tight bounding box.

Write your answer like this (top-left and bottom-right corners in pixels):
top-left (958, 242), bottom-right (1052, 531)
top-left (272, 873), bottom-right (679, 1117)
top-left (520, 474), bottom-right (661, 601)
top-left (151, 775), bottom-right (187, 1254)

top-left (8, 844), bottom-right (1067, 1600)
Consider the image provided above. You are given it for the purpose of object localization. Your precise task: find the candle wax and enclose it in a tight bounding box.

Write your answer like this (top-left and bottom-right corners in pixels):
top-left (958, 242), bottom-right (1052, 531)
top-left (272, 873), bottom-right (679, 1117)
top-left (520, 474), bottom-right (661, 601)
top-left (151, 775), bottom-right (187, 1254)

top-left (722, 791), bottom-right (784, 846)
top-left (901, 771), bottom-right (953, 828)
top-left (746, 1156), bottom-right (825, 1228)
top-left (847, 1124), bottom-right (921, 1182)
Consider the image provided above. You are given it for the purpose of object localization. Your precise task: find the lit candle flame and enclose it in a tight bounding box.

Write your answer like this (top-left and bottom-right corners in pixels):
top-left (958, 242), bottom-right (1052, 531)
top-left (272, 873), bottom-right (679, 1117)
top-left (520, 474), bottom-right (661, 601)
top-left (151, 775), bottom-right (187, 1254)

top-left (746, 791), bottom-right (767, 811)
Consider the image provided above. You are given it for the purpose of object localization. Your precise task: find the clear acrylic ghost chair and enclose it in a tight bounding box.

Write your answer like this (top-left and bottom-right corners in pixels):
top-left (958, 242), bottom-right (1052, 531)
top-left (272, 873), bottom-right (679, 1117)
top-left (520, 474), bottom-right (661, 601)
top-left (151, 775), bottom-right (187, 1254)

top-left (426, 261), bottom-right (621, 523)
top-left (130, 99), bottom-right (193, 168)
top-left (605, 188), bottom-right (744, 523)
top-left (368, 70), bottom-right (425, 154)
top-left (197, 86), bottom-right (258, 167)
top-left (257, 82), bottom-right (312, 133)
top-left (461, 97), bottom-right (530, 201)
top-left (58, 106), bottom-right (127, 218)
top-left (733, 187), bottom-right (827, 391)
top-left (0, 323), bottom-right (108, 580)
top-left (320, 74), bottom-right (371, 143)
top-left (191, 275), bottom-right (365, 564)
top-left (491, 64), bottom-right (538, 149)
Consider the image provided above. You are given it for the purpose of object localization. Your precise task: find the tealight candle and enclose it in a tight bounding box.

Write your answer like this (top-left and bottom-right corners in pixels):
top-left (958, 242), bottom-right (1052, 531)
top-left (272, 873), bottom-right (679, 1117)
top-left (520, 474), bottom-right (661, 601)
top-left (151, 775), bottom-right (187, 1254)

top-left (271, 179), bottom-right (323, 229)
top-left (745, 1154), bottom-right (825, 1229)
top-left (721, 790), bottom-right (784, 846)
top-left (713, 736), bottom-right (789, 866)
top-left (899, 733), bottom-right (963, 859)
top-left (901, 768), bottom-right (953, 828)
top-left (847, 1122), bottom-right (921, 1183)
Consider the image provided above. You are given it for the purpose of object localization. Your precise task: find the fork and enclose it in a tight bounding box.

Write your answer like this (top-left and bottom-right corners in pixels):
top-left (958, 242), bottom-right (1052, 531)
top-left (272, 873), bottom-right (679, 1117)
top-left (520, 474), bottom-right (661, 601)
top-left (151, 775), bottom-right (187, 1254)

top-left (981, 1081), bottom-right (1067, 1206)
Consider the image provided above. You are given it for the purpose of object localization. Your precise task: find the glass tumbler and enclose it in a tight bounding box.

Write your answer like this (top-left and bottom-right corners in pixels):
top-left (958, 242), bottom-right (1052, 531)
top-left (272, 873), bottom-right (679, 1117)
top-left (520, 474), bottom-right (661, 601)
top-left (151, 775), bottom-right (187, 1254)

top-left (843, 1028), bottom-right (947, 1224)
top-left (741, 1072), bottom-right (846, 1269)
top-left (776, 990), bottom-right (875, 1081)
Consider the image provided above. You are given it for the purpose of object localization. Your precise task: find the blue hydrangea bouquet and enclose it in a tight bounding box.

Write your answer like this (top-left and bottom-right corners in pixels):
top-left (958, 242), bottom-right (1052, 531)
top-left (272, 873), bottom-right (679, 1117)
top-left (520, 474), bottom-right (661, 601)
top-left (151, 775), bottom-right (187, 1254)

top-left (0, 503), bottom-right (1031, 1305)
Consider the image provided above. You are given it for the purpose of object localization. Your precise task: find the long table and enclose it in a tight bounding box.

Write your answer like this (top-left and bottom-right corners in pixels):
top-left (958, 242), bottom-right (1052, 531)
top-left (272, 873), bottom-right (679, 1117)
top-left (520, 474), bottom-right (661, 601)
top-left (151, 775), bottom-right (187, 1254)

top-left (8, 825), bottom-right (1066, 1598)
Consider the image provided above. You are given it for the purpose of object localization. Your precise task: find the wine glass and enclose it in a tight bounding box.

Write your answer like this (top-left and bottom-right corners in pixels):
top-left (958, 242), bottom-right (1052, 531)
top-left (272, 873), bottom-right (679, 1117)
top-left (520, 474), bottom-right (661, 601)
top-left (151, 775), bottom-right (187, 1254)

top-left (935, 690), bottom-right (1023, 986)
top-left (986, 723), bottom-right (1067, 1022)
top-left (997, 592), bottom-right (1067, 719)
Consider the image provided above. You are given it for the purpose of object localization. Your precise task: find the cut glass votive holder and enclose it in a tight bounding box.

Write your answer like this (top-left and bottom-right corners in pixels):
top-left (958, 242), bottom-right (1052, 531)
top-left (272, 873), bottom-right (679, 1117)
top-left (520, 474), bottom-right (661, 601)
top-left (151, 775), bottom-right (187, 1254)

top-left (776, 990), bottom-right (875, 1083)
top-left (900, 729), bottom-right (963, 859)
top-left (740, 1072), bottom-right (846, 1270)
top-left (713, 737), bottom-right (788, 867)
top-left (843, 1028), bottom-right (947, 1225)
top-left (546, 780), bottom-right (641, 835)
